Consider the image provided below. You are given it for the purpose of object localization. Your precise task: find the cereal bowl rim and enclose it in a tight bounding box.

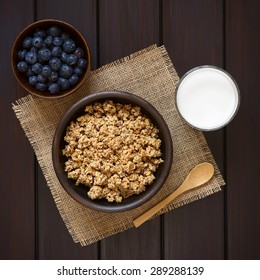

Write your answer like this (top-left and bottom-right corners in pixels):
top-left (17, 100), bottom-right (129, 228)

top-left (52, 90), bottom-right (173, 212)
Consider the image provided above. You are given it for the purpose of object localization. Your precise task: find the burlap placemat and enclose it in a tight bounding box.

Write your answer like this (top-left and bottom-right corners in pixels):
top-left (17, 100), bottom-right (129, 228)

top-left (13, 45), bottom-right (225, 246)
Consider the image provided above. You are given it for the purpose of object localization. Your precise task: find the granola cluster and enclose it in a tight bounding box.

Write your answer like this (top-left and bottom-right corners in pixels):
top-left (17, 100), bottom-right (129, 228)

top-left (62, 100), bottom-right (163, 203)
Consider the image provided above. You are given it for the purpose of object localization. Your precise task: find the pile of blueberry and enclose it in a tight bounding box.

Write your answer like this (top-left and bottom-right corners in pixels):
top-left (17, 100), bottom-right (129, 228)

top-left (16, 26), bottom-right (88, 95)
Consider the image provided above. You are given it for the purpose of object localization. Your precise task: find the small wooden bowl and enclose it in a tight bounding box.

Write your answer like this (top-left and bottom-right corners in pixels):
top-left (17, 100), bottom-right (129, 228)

top-left (11, 19), bottom-right (91, 99)
top-left (52, 91), bottom-right (173, 213)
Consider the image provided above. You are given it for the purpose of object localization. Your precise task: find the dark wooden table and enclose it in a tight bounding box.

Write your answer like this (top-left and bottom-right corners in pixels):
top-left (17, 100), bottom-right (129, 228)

top-left (1, 0), bottom-right (260, 260)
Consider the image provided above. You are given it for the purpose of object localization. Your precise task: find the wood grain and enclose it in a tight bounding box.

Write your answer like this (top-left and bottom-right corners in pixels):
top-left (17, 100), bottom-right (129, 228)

top-left (0, 1), bottom-right (35, 259)
top-left (37, 171), bottom-right (98, 259)
top-left (162, 0), bottom-right (225, 259)
top-left (99, 0), bottom-right (160, 64)
top-left (98, 0), bottom-right (162, 259)
top-left (36, 0), bottom-right (99, 259)
top-left (226, 0), bottom-right (260, 259)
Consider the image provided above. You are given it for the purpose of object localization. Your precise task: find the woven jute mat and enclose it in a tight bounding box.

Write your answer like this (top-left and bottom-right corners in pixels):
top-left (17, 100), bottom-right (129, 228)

top-left (13, 45), bottom-right (225, 246)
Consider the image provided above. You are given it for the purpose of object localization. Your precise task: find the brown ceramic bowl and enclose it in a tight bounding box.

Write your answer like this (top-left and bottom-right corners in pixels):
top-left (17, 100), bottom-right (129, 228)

top-left (52, 91), bottom-right (173, 212)
top-left (11, 19), bottom-right (91, 99)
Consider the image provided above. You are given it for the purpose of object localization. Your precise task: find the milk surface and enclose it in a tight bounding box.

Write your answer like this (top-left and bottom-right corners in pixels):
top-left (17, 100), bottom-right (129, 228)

top-left (176, 67), bottom-right (239, 130)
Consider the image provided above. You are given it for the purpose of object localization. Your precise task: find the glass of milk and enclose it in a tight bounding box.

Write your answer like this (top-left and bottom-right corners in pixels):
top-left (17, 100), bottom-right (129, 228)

top-left (176, 66), bottom-right (240, 131)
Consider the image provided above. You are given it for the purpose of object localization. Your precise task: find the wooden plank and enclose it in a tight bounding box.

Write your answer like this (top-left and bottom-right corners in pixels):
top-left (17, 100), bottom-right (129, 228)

top-left (36, 0), bottom-right (98, 259)
top-left (101, 217), bottom-right (162, 259)
top-left (98, 0), bottom-right (162, 259)
top-left (99, 0), bottom-right (160, 64)
top-left (0, 1), bottom-right (35, 259)
top-left (37, 171), bottom-right (98, 259)
top-left (162, 0), bottom-right (225, 259)
top-left (226, 0), bottom-right (260, 259)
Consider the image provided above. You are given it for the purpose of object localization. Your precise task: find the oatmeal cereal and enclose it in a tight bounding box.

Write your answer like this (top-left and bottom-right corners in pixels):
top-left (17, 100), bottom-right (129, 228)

top-left (63, 100), bottom-right (163, 203)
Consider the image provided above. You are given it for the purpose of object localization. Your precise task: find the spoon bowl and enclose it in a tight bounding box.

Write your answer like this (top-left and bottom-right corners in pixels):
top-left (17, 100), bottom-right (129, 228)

top-left (133, 162), bottom-right (214, 227)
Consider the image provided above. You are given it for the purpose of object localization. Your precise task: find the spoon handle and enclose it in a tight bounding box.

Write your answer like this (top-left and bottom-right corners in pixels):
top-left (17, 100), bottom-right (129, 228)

top-left (133, 184), bottom-right (186, 228)
top-left (133, 162), bottom-right (214, 228)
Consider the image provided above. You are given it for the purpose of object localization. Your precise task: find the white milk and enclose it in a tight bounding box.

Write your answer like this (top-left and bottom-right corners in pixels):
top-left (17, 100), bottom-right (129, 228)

top-left (176, 66), bottom-right (240, 130)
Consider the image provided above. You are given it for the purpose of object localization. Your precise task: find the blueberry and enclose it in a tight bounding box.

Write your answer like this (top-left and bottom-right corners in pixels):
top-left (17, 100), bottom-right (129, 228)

top-left (38, 47), bottom-right (51, 62)
top-left (32, 36), bottom-right (43, 48)
top-left (61, 52), bottom-right (68, 63)
top-left (26, 67), bottom-right (34, 77)
top-left (28, 76), bottom-right (38, 86)
top-left (58, 77), bottom-right (70, 90)
top-left (32, 63), bottom-right (42, 74)
top-left (36, 82), bottom-right (47, 91)
top-left (51, 46), bottom-right (62, 57)
top-left (67, 54), bottom-right (78, 66)
top-left (37, 74), bottom-right (47, 83)
top-left (41, 65), bottom-right (52, 77)
top-left (61, 32), bottom-right (70, 40)
top-left (30, 46), bottom-right (38, 53)
top-left (74, 47), bottom-right (85, 59)
top-left (62, 39), bottom-right (76, 54)
top-left (44, 35), bottom-right (53, 48)
top-left (33, 29), bottom-right (46, 38)
top-left (53, 36), bottom-right (63, 46)
top-left (49, 57), bottom-right (61, 71)
top-left (25, 51), bottom-right (37, 64)
top-left (17, 61), bottom-right (28, 72)
top-left (22, 37), bottom-right (32, 49)
top-left (48, 71), bottom-right (59, 82)
top-left (69, 74), bottom-right (79, 86)
top-left (18, 49), bottom-right (27, 60)
top-left (74, 67), bottom-right (82, 76)
top-left (59, 64), bottom-right (73, 78)
top-left (48, 83), bottom-right (60, 94)
top-left (47, 26), bottom-right (62, 37)
top-left (77, 58), bottom-right (87, 69)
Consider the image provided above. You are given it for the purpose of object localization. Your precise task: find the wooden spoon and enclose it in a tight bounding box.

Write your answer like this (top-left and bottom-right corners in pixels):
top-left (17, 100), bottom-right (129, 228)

top-left (133, 162), bottom-right (214, 228)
